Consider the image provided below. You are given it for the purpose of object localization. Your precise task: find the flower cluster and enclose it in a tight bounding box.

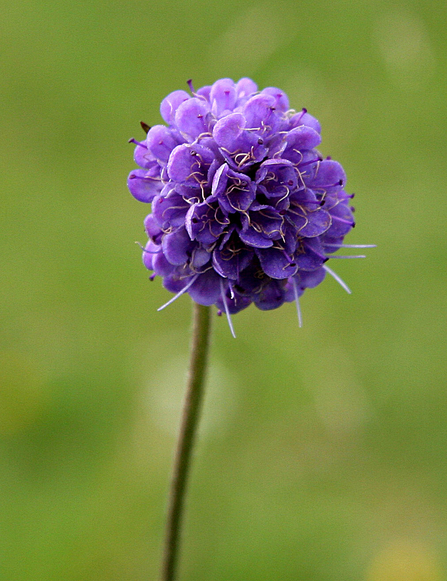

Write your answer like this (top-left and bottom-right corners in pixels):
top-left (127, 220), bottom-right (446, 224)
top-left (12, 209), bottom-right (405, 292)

top-left (128, 78), bottom-right (360, 324)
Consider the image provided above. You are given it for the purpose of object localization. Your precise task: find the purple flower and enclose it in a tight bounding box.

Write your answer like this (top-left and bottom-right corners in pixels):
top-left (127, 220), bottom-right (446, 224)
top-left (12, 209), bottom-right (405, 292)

top-left (128, 78), bottom-right (372, 333)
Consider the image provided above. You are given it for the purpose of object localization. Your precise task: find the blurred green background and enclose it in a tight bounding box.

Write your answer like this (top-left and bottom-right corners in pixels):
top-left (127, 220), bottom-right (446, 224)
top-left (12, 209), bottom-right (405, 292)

top-left (1, 0), bottom-right (447, 579)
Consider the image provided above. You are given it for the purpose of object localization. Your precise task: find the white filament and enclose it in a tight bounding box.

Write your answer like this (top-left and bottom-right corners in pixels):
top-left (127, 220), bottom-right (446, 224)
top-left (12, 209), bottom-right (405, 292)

top-left (157, 275), bottom-right (199, 311)
top-left (220, 278), bottom-right (236, 338)
top-left (323, 265), bottom-right (352, 294)
top-left (292, 278), bottom-right (303, 328)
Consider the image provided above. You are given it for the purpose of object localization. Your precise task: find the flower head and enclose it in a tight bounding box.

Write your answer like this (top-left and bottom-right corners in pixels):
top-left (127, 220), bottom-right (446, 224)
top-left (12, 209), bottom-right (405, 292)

top-left (128, 78), bottom-right (368, 330)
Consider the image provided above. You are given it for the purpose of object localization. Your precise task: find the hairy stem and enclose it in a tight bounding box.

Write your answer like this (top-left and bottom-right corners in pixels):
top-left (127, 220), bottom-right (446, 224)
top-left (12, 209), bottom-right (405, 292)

top-left (160, 302), bottom-right (212, 581)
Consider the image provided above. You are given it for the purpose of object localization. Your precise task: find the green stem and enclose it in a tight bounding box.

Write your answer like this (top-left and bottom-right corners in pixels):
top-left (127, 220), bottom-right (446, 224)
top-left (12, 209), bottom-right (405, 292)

top-left (160, 302), bottom-right (212, 581)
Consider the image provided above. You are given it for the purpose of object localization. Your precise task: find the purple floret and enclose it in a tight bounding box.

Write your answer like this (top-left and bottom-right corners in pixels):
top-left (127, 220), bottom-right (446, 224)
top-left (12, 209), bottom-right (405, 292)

top-left (128, 78), bottom-right (360, 320)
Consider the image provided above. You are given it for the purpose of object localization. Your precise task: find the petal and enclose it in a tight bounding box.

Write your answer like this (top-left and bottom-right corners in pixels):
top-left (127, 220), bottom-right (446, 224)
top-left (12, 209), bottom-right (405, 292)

top-left (304, 159), bottom-right (346, 191)
top-left (133, 144), bottom-right (155, 169)
top-left (254, 280), bottom-right (286, 310)
top-left (289, 110), bottom-right (321, 134)
top-left (153, 249), bottom-right (176, 277)
top-left (167, 143), bottom-right (215, 186)
top-left (298, 209), bottom-right (332, 237)
top-left (325, 203), bottom-right (355, 238)
top-left (256, 248), bottom-right (298, 279)
top-left (212, 245), bottom-right (253, 279)
top-left (127, 167), bottom-right (162, 203)
top-left (272, 126), bottom-right (322, 163)
top-left (217, 169), bottom-right (256, 214)
top-left (213, 113), bottom-right (267, 170)
top-left (299, 267), bottom-right (326, 288)
top-left (185, 202), bottom-right (229, 245)
top-left (146, 125), bottom-right (180, 164)
top-left (296, 238), bottom-right (327, 271)
top-left (144, 213), bottom-right (163, 244)
top-left (174, 97), bottom-right (210, 140)
top-left (162, 227), bottom-right (194, 266)
top-left (142, 240), bottom-right (160, 270)
top-left (196, 85), bottom-right (212, 101)
top-left (190, 246), bottom-right (212, 269)
top-left (235, 78), bottom-right (258, 103)
top-left (239, 227), bottom-right (273, 248)
top-left (188, 270), bottom-right (222, 306)
top-left (243, 93), bottom-right (279, 135)
top-left (210, 78), bottom-right (237, 117)
top-left (152, 193), bottom-right (189, 229)
top-left (160, 90), bottom-right (190, 125)
top-left (213, 113), bottom-right (246, 150)
top-left (261, 87), bottom-right (289, 112)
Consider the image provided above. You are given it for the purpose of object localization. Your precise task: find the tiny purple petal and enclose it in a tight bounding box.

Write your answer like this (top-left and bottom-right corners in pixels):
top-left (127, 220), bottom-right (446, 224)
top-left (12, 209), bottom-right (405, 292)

top-left (210, 78), bottom-right (237, 118)
top-left (256, 247), bottom-right (298, 279)
top-left (128, 167), bottom-right (162, 203)
top-left (160, 90), bottom-right (190, 125)
top-left (146, 125), bottom-right (180, 164)
top-left (174, 97), bottom-right (210, 140)
top-left (261, 87), bottom-right (289, 112)
top-left (162, 226), bottom-right (194, 266)
top-left (254, 280), bottom-right (286, 310)
top-left (189, 270), bottom-right (222, 306)
top-left (167, 143), bottom-right (215, 187)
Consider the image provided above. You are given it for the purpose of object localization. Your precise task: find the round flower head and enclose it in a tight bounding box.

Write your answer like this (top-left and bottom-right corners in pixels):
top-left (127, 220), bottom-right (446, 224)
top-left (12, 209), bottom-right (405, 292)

top-left (128, 78), bottom-right (370, 333)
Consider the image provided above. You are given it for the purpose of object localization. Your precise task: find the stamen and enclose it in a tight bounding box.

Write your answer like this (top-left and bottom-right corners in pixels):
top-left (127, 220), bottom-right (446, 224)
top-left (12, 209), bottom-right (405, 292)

top-left (292, 278), bottom-right (303, 327)
top-left (323, 265), bottom-right (351, 294)
top-left (294, 107), bottom-right (307, 125)
top-left (128, 138), bottom-right (147, 148)
top-left (220, 278), bottom-right (236, 338)
top-left (157, 275), bottom-right (199, 311)
top-left (187, 79), bottom-right (195, 93)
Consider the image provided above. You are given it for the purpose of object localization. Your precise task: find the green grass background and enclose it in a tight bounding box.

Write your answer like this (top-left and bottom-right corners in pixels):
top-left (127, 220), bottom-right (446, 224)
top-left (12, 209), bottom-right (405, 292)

top-left (1, 0), bottom-right (447, 579)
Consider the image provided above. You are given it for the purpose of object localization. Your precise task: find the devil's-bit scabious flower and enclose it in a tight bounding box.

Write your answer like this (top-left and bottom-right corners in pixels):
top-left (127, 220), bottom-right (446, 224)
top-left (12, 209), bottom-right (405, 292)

top-left (128, 78), bottom-right (367, 329)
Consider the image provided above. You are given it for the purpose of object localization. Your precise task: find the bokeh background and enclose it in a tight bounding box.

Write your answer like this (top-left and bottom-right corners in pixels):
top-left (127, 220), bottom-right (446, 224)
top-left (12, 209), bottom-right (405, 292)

top-left (2, 0), bottom-right (447, 579)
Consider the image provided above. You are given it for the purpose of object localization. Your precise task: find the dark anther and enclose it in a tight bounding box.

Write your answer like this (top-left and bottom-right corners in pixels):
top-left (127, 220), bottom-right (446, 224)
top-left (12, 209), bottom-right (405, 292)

top-left (192, 218), bottom-right (199, 223)
top-left (338, 179), bottom-right (343, 185)
top-left (258, 138), bottom-right (264, 145)
top-left (140, 121), bottom-right (151, 134)
top-left (190, 150), bottom-right (197, 156)
top-left (288, 180), bottom-right (294, 186)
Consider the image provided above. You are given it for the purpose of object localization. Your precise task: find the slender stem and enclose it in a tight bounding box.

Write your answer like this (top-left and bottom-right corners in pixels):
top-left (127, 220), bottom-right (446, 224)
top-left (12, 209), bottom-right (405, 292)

top-left (160, 302), bottom-right (212, 581)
